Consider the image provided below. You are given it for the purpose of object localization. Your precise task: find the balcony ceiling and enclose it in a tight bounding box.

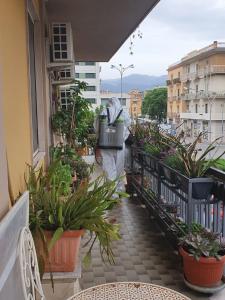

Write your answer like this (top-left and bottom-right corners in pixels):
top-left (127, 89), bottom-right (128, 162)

top-left (46, 0), bottom-right (159, 62)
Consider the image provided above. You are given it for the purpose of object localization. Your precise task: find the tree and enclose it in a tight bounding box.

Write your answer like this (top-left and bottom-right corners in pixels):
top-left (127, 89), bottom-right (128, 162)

top-left (142, 87), bottom-right (167, 122)
top-left (51, 80), bottom-right (94, 147)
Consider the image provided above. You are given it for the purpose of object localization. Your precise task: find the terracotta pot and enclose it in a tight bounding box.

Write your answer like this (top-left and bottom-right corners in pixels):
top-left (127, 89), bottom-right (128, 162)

top-left (44, 229), bottom-right (84, 272)
top-left (77, 146), bottom-right (88, 156)
top-left (180, 247), bottom-right (225, 287)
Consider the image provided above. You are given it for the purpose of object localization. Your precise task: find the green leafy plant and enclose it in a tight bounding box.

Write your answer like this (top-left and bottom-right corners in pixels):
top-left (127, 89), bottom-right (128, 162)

top-left (180, 228), bottom-right (225, 261)
top-left (164, 132), bottom-right (225, 178)
top-left (144, 143), bottom-right (161, 158)
top-left (71, 159), bottom-right (94, 182)
top-left (163, 154), bottom-right (184, 173)
top-left (51, 80), bottom-right (93, 147)
top-left (27, 162), bottom-right (122, 267)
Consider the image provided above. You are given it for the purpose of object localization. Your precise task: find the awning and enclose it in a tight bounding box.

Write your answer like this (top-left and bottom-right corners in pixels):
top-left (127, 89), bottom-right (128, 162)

top-left (46, 0), bottom-right (159, 62)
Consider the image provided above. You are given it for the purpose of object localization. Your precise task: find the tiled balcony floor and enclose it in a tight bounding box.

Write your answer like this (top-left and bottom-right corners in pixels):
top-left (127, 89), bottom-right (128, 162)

top-left (80, 195), bottom-right (211, 300)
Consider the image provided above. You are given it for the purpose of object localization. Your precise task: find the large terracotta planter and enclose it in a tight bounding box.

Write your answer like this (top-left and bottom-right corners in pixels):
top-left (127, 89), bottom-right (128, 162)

top-left (44, 229), bottom-right (84, 272)
top-left (180, 247), bottom-right (225, 287)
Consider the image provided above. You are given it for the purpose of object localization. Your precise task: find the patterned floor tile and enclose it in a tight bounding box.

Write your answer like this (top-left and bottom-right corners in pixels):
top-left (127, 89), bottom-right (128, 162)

top-left (79, 197), bottom-right (210, 300)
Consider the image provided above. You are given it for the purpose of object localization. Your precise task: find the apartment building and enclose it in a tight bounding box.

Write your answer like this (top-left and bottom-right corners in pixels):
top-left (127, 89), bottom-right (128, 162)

top-left (129, 90), bottom-right (143, 118)
top-left (168, 41), bottom-right (225, 142)
top-left (100, 91), bottom-right (130, 114)
top-left (167, 66), bottom-right (186, 127)
top-left (75, 62), bottom-right (101, 108)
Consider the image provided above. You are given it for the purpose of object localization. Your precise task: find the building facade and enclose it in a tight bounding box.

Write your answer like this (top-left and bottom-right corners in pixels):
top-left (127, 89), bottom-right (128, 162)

top-left (129, 90), bottom-right (143, 118)
top-left (168, 41), bottom-right (225, 142)
top-left (100, 91), bottom-right (130, 114)
top-left (167, 66), bottom-right (186, 127)
top-left (75, 62), bottom-right (101, 109)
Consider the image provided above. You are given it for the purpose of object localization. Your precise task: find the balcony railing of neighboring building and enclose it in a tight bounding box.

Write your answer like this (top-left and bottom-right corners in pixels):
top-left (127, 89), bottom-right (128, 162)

top-left (181, 65), bottom-right (225, 83)
top-left (172, 77), bottom-right (181, 84)
top-left (166, 79), bottom-right (172, 86)
top-left (209, 65), bottom-right (225, 75)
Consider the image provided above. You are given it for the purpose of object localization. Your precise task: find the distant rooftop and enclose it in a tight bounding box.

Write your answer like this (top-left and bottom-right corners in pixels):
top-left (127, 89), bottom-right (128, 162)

top-left (168, 41), bottom-right (225, 70)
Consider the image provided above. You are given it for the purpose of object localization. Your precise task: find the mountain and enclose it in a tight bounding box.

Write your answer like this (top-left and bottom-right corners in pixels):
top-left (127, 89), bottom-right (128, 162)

top-left (101, 74), bottom-right (167, 93)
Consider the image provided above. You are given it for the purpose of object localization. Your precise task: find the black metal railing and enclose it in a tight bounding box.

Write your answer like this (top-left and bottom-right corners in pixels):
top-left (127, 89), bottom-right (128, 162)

top-left (128, 146), bottom-right (225, 246)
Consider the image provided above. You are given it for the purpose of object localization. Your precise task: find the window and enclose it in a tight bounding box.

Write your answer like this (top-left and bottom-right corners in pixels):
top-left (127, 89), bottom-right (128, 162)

top-left (205, 103), bottom-right (208, 113)
top-left (86, 86), bottom-right (96, 91)
top-left (196, 85), bottom-right (198, 93)
top-left (85, 62), bottom-right (96, 66)
top-left (52, 23), bottom-right (70, 61)
top-left (85, 73), bottom-right (96, 78)
top-left (187, 65), bottom-right (190, 73)
top-left (101, 98), bottom-right (109, 106)
top-left (60, 88), bottom-right (71, 110)
top-left (86, 98), bottom-right (96, 104)
top-left (177, 106), bottom-right (179, 113)
top-left (28, 14), bottom-right (39, 152)
top-left (59, 68), bottom-right (73, 79)
top-left (178, 72), bottom-right (180, 79)
top-left (75, 62), bottom-right (96, 66)
top-left (119, 98), bottom-right (126, 106)
top-left (75, 73), bottom-right (96, 79)
top-left (177, 89), bottom-right (180, 97)
top-left (195, 104), bottom-right (198, 113)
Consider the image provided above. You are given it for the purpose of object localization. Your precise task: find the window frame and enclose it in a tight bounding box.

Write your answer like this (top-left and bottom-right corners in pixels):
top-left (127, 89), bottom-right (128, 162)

top-left (27, 1), bottom-right (46, 163)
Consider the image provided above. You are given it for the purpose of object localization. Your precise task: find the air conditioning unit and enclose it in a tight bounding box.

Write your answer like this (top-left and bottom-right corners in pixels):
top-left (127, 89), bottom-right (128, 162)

top-left (51, 23), bottom-right (74, 63)
top-left (51, 66), bottom-right (75, 85)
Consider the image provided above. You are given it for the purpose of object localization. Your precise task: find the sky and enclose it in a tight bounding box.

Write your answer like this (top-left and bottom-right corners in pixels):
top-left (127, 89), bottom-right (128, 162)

top-left (100, 0), bottom-right (225, 79)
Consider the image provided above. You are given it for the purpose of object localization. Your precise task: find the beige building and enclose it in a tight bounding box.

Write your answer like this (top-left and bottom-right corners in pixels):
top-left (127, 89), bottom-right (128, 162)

top-left (129, 90), bottom-right (143, 118)
top-left (168, 41), bottom-right (225, 142)
top-left (167, 66), bottom-right (186, 127)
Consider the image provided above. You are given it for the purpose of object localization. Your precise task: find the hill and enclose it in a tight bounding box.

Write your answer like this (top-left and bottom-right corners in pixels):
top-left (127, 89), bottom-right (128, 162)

top-left (101, 74), bottom-right (167, 93)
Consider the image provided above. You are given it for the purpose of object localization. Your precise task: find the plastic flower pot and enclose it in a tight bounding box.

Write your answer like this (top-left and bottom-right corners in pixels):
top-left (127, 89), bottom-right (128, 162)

top-left (44, 229), bottom-right (84, 272)
top-left (177, 175), bottom-right (214, 199)
top-left (180, 247), bottom-right (225, 287)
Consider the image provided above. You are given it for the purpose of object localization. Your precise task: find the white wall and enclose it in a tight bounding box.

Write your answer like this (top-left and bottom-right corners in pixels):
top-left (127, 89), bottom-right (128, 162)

top-left (75, 62), bottom-right (101, 109)
top-left (100, 91), bottom-right (130, 113)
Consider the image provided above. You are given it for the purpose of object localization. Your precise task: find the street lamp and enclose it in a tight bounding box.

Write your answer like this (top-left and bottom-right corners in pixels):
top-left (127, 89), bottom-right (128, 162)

top-left (111, 64), bottom-right (134, 104)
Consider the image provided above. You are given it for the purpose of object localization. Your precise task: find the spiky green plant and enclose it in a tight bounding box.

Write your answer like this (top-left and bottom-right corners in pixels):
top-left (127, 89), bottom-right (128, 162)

top-left (26, 162), bottom-right (124, 270)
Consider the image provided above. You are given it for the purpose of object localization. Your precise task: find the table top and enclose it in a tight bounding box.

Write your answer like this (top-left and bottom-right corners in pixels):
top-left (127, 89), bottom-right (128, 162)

top-left (67, 282), bottom-right (190, 300)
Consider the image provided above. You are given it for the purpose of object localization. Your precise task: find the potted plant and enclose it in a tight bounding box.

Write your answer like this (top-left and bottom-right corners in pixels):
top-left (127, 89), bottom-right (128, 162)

top-left (164, 132), bottom-right (225, 199)
top-left (27, 162), bottom-right (121, 273)
top-left (144, 143), bottom-right (161, 171)
top-left (51, 80), bottom-right (93, 148)
top-left (162, 153), bottom-right (184, 185)
top-left (179, 228), bottom-right (225, 287)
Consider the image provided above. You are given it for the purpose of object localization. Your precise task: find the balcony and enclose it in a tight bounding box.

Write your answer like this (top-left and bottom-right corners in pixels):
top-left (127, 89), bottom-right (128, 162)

top-left (166, 79), bottom-right (172, 85)
top-left (173, 77), bottom-right (181, 84)
top-left (180, 112), bottom-right (224, 121)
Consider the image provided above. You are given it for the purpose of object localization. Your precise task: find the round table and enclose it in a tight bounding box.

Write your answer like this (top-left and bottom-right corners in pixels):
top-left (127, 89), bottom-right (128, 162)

top-left (67, 282), bottom-right (190, 300)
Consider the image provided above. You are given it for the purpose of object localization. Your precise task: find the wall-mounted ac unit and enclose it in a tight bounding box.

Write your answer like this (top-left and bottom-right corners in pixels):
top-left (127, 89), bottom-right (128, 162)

top-left (51, 23), bottom-right (74, 63)
top-left (51, 66), bottom-right (75, 85)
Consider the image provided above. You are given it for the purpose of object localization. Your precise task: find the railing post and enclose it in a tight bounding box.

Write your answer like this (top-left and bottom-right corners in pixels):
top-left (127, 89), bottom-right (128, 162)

top-left (157, 160), bottom-right (161, 200)
top-left (187, 180), bottom-right (193, 227)
top-left (141, 151), bottom-right (144, 193)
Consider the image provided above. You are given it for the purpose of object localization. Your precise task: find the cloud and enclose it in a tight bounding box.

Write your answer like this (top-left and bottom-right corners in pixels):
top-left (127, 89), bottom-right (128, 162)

top-left (100, 0), bottom-right (225, 79)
